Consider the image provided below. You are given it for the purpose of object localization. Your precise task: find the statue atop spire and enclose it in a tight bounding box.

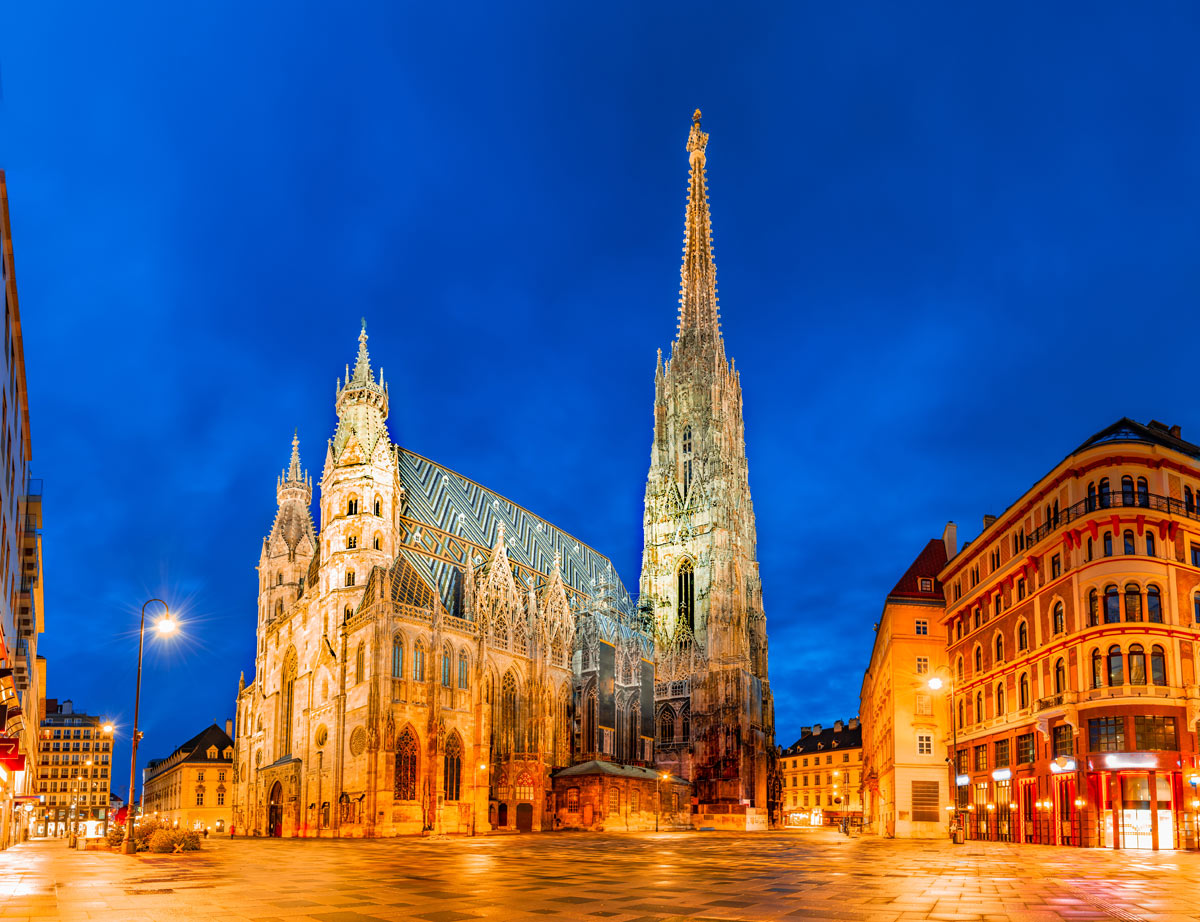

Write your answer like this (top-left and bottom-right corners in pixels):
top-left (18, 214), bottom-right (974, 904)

top-left (675, 108), bottom-right (723, 360)
top-left (287, 428), bottom-right (303, 483)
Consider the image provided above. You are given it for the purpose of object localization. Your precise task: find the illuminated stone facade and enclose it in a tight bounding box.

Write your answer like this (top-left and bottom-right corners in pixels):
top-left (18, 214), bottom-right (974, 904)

top-left (780, 721), bottom-right (862, 827)
top-left (142, 724), bottom-right (234, 834)
top-left (642, 111), bottom-right (775, 828)
top-left (940, 418), bottom-right (1200, 850)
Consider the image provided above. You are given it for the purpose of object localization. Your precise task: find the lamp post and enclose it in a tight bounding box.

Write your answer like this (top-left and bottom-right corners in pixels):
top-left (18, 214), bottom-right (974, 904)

top-left (656, 771), bottom-right (669, 832)
top-left (122, 599), bottom-right (177, 854)
top-left (472, 762), bottom-right (487, 836)
top-left (927, 669), bottom-right (961, 844)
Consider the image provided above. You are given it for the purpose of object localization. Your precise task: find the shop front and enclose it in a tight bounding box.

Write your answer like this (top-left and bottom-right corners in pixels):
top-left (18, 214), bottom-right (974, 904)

top-left (1085, 752), bottom-right (1191, 850)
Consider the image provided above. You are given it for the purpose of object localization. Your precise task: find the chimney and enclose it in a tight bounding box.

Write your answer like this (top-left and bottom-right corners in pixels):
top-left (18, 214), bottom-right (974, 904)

top-left (849, 717), bottom-right (860, 730)
top-left (942, 521), bottom-right (958, 560)
top-left (812, 723), bottom-right (822, 735)
top-left (834, 720), bottom-right (844, 732)
top-left (982, 514), bottom-right (997, 530)
top-left (800, 726), bottom-right (812, 738)
top-left (62, 700), bottom-right (73, 715)
top-left (225, 719), bottom-right (234, 740)
top-left (1171, 424), bottom-right (1182, 439)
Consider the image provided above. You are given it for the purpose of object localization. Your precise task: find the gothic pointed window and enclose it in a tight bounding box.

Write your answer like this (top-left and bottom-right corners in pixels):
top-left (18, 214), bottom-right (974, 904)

top-left (281, 650), bottom-right (297, 757)
top-left (374, 496), bottom-right (382, 517)
top-left (500, 670), bottom-right (521, 757)
top-left (355, 643), bottom-right (365, 684)
top-left (374, 534), bottom-right (381, 551)
top-left (659, 706), bottom-right (675, 744)
top-left (677, 558), bottom-right (695, 634)
top-left (414, 641), bottom-right (425, 682)
top-left (626, 701), bottom-right (640, 762)
top-left (277, 573), bottom-right (283, 586)
top-left (441, 644), bottom-right (452, 688)
top-left (680, 704), bottom-right (690, 742)
top-left (345, 570), bottom-right (356, 587)
top-left (392, 635), bottom-right (404, 679)
top-left (394, 728), bottom-right (418, 801)
top-left (584, 688), bottom-right (597, 754)
top-left (444, 733), bottom-right (463, 802)
top-left (347, 497), bottom-right (359, 515)
top-left (458, 650), bottom-right (469, 689)
top-left (681, 425), bottom-right (693, 496)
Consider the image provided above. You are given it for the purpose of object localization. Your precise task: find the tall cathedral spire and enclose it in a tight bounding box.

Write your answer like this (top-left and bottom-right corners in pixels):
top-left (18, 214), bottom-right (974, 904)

top-left (676, 109), bottom-right (724, 362)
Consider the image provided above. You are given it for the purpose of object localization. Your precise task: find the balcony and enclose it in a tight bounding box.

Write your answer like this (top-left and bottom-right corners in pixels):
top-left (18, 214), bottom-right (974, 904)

top-left (1035, 692), bottom-right (1076, 712)
top-left (1025, 489), bottom-right (1200, 547)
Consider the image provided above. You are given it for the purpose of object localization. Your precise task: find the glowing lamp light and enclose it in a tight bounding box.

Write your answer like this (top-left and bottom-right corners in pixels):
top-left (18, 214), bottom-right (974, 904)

top-left (1073, 798), bottom-right (1086, 808)
top-left (986, 803), bottom-right (995, 811)
top-left (927, 676), bottom-right (944, 690)
top-left (944, 805), bottom-right (954, 812)
top-left (155, 616), bottom-right (178, 636)
top-left (102, 724), bottom-right (114, 734)
top-left (1190, 798), bottom-right (1200, 809)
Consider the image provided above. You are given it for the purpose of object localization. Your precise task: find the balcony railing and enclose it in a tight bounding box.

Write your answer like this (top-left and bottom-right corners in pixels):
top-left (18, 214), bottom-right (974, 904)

top-left (1035, 692), bottom-right (1075, 712)
top-left (1025, 489), bottom-right (1200, 547)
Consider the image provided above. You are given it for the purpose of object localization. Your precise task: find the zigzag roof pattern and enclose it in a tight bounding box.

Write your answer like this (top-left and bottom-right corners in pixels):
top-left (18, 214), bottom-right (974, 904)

top-left (393, 447), bottom-right (634, 618)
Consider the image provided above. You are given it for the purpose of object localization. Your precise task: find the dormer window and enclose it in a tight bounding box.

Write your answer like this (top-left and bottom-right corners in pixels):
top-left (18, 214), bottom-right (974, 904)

top-left (919, 578), bottom-right (932, 592)
top-left (207, 747), bottom-right (217, 759)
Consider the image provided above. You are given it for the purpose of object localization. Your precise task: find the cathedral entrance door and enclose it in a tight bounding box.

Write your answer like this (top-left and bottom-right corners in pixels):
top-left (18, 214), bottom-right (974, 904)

top-left (268, 782), bottom-right (283, 837)
top-left (497, 803), bottom-right (508, 828)
top-left (515, 803), bottom-right (533, 832)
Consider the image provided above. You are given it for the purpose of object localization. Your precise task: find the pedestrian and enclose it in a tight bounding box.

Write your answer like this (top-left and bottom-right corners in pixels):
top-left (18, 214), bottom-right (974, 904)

top-left (203, 828), bottom-right (209, 839)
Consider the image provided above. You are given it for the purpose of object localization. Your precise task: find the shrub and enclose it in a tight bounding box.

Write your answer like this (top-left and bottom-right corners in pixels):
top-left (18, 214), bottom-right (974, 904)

top-left (105, 826), bottom-right (125, 848)
top-left (146, 828), bottom-right (202, 853)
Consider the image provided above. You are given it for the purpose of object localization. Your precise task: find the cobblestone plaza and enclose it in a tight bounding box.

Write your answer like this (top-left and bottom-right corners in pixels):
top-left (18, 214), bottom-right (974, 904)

top-left (1, 829), bottom-right (1198, 922)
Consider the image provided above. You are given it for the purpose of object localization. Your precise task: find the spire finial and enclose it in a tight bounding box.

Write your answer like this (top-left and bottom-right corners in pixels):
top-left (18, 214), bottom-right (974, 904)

top-left (287, 429), bottom-right (302, 482)
top-left (350, 319), bottom-right (373, 385)
top-left (676, 109), bottom-right (722, 356)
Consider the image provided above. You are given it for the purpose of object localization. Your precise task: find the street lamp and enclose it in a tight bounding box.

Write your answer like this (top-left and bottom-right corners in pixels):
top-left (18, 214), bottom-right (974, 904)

top-left (472, 762), bottom-right (487, 836)
top-left (926, 668), bottom-right (962, 844)
top-left (122, 599), bottom-right (178, 854)
top-left (656, 771), bottom-right (669, 832)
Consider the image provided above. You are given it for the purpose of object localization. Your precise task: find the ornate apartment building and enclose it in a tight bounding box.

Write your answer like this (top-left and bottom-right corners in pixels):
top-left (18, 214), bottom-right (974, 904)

top-left (642, 111), bottom-right (775, 829)
top-left (33, 700), bottom-right (113, 838)
top-left (143, 724), bottom-right (235, 834)
top-left (232, 111), bottom-right (774, 837)
top-left (940, 418), bottom-right (1200, 850)
top-left (780, 720), bottom-right (862, 827)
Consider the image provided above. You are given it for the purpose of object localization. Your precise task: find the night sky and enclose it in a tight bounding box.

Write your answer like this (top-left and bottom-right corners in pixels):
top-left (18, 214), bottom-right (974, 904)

top-left (3, 3), bottom-right (1200, 798)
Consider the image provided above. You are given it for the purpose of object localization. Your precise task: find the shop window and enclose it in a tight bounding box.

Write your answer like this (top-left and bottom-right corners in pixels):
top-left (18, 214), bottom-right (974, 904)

top-left (994, 738), bottom-right (1010, 768)
top-left (1016, 732), bottom-right (1035, 764)
top-left (1052, 724), bottom-right (1073, 757)
top-left (1088, 717), bottom-right (1125, 753)
top-left (1133, 716), bottom-right (1177, 751)
top-left (974, 744), bottom-right (988, 772)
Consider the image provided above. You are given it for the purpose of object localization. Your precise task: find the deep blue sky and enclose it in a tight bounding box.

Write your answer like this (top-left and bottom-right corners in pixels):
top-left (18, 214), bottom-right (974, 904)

top-left (3, 3), bottom-right (1200, 796)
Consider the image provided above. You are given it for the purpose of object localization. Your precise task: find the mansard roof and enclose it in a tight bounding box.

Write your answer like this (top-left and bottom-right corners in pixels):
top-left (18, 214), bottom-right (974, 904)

top-left (1071, 417), bottom-right (1200, 460)
top-left (784, 722), bottom-right (862, 756)
top-left (887, 539), bottom-right (947, 602)
top-left (394, 447), bottom-right (633, 617)
top-left (143, 724), bottom-right (233, 782)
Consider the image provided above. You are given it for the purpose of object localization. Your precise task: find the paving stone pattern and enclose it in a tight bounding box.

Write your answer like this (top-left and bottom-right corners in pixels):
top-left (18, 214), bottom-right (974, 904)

top-left (1, 829), bottom-right (1198, 922)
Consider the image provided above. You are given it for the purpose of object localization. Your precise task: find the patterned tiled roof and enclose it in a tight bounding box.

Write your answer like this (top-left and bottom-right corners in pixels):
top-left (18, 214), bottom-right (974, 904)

top-left (1072, 417), bottom-right (1200, 459)
top-left (394, 448), bottom-right (633, 617)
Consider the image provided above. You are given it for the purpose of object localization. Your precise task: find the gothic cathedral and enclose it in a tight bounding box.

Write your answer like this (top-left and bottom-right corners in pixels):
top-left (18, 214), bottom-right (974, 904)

top-left (643, 111), bottom-right (775, 827)
top-left (232, 111), bottom-right (775, 837)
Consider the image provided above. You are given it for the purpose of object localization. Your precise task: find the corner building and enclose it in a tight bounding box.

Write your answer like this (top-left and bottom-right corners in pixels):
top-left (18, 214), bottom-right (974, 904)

top-left (940, 419), bottom-right (1200, 850)
top-left (642, 111), bottom-right (775, 830)
top-left (860, 533), bottom-right (953, 838)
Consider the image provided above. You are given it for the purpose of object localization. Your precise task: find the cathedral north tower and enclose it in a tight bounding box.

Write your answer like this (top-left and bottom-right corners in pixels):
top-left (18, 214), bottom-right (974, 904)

top-left (642, 111), bottom-right (775, 825)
